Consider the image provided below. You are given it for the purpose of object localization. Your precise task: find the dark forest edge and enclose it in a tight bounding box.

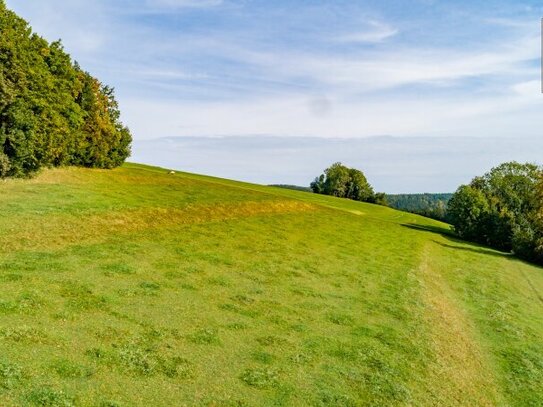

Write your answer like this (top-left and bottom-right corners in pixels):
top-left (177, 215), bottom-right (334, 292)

top-left (386, 193), bottom-right (452, 222)
top-left (0, 1), bottom-right (131, 178)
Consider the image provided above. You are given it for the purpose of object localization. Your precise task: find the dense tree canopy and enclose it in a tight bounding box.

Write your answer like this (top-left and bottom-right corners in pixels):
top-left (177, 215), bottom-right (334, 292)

top-left (310, 162), bottom-right (378, 203)
top-left (448, 162), bottom-right (543, 264)
top-left (386, 193), bottom-right (451, 221)
top-left (0, 1), bottom-right (131, 178)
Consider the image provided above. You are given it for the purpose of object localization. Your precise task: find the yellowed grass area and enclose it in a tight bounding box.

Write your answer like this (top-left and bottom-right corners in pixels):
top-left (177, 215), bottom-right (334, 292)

top-left (347, 209), bottom-right (365, 216)
top-left (416, 244), bottom-right (503, 406)
top-left (2, 200), bottom-right (316, 251)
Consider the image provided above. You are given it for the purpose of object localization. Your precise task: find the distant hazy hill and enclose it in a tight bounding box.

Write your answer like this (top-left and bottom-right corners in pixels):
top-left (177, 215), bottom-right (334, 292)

top-left (0, 163), bottom-right (541, 405)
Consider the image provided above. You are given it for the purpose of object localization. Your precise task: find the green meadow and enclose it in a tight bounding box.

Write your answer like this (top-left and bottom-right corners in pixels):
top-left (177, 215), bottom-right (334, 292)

top-left (0, 163), bottom-right (542, 406)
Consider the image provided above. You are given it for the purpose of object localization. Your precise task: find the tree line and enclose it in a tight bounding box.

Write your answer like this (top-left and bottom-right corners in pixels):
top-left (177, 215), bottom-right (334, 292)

top-left (0, 1), bottom-right (131, 178)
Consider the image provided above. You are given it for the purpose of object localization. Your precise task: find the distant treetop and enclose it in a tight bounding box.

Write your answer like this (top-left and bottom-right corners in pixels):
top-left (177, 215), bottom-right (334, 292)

top-left (310, 162), bottom-right (385, 204)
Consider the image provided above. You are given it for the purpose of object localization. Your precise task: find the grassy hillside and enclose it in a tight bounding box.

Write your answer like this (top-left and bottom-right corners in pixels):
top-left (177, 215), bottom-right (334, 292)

top-left (1, 163), bottom-right (542, 406)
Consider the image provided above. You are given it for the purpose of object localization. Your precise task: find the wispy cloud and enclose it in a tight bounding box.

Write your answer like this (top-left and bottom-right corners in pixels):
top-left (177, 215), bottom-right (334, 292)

top-left (145, 0), bottom-right (222, 9)
top-left (215, 34), bottom-right (539, 93)
top-left (483, 17), bottom-right (536, 29)
top-left (511, 80), bottom-right (540, 96)
top-left (335, 20), bottom-right (398, 43)
top-left (5, 0), bottom-right (543, 190)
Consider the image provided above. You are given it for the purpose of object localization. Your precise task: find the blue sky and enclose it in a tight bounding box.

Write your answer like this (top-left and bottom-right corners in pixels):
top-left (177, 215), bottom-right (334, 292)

top-left (6, 0), bottom-right (543, 191)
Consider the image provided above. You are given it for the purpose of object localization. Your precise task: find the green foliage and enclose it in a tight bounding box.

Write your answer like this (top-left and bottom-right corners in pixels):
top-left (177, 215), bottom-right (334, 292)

top-left (0, 151), bottom-right (9, 177)
top-left (310, 162), bottom-right (377, 203)
top-left (373, 192), bottom-right (389, 207)
top-left (529, 179), bottom-right (543, 263)
top-left (448, 162), bottom-right (543, 263)
top-left (448, 186), bottom-right (490, 241)
top-left (0, 3), bottom-right (131, 177)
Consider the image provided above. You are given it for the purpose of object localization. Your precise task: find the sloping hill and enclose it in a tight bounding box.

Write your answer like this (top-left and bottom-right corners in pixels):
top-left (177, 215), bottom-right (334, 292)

top-left (0, 163), bottom-right (542, 406)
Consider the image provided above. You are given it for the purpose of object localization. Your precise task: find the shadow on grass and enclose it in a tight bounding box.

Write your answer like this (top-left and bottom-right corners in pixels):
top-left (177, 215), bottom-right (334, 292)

top-left (432, 241), bottom-right (512, 259)
top-left (402, 222), bottom-right (543, 306)
top-left (401, 223), bottom-right (455, 237)
top-left (401, 222), bottom-right (511, 259)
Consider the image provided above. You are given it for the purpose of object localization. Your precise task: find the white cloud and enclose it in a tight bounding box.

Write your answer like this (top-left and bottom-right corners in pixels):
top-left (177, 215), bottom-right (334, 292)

top-left (230, 34), bottom-right (539, 93)
top-left (483, 17), bottom-right (535, 29)
top-left (335, 21), bottom-right (398, 43)
top-left (511, 80), bottom-right (540, 96)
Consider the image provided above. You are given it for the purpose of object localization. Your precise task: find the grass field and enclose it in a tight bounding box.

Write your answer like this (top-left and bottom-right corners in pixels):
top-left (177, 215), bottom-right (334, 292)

top-left (1, 163), bottom-right (543, 406)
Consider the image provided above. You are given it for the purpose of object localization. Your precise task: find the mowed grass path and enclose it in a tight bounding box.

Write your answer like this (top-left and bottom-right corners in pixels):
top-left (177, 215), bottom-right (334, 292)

top-left (0, 163), bottom-right (542, 406)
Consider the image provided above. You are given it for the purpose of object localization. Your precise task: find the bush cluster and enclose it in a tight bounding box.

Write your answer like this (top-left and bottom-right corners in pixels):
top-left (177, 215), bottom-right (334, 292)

top-left (0, 1), bottom-right (131, 178)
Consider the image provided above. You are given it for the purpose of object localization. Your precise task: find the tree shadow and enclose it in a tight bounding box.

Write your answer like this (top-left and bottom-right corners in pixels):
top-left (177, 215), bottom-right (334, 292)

top-left (401, 223), bottom-right (543, 306)
top-left (432, 241), bottom-right (512, 259)
top-left (401, 222), bottom-right (512, 259)
top-left (401, 223), bottom-right (455, 237)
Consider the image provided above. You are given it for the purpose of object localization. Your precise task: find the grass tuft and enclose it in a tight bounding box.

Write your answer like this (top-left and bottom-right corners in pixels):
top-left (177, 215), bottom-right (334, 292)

top-left (51, 359), bottom-right (94, 379)
top-left (25, 386), bottom-right (75, 407)
top-left (240, 367), bottom-right (280, 388)
top-left (0, 360), bottom-right (23, 389)
top-left (0, 326), bottom-right (48, 343)
top-left (327, 313), bottom-right (355, 326)
top-left (187, 328), bottom-right (221, 345)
